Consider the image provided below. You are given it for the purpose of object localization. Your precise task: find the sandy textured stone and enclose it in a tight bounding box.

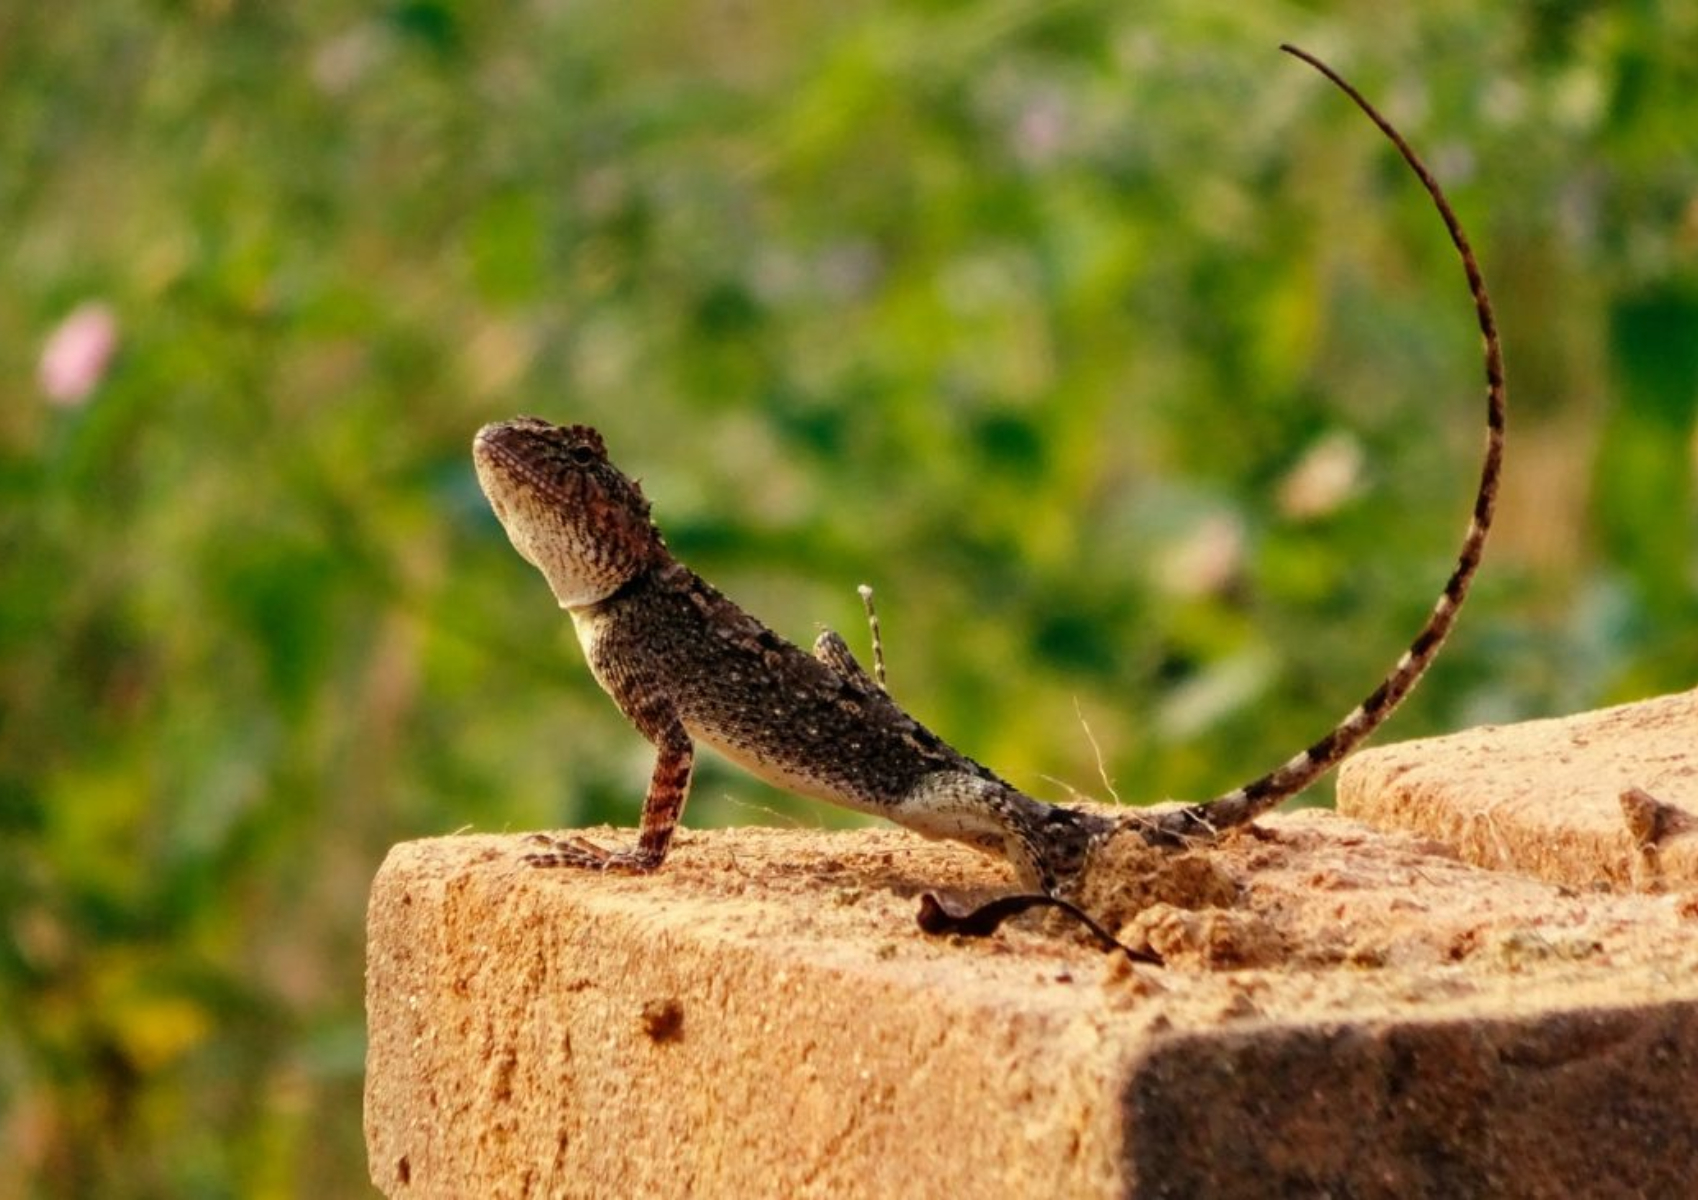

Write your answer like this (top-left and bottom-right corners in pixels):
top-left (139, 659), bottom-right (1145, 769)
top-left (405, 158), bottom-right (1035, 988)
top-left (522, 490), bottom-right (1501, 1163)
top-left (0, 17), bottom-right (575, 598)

top-left (1339, 686), bottom-right (1698, 888)
top-left (366, 817), bottom-right (1698, 1199)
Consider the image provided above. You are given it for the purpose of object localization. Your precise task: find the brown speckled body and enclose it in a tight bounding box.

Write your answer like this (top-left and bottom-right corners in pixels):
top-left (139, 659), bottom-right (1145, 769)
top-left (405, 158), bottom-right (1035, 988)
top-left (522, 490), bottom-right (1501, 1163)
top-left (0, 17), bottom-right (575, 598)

top-left (580, 561), bottom-right (990, 813)
top-left (470, 51), bottom-right (1507, 898)
top-left (474, 417), bottom-right (1110, 893)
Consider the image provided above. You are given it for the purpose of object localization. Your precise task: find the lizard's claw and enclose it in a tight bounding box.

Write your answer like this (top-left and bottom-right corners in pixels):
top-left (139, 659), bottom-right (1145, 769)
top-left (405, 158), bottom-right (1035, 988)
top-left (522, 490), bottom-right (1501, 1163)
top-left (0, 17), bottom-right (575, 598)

top-left (523, 834), bottom-right (662, 873)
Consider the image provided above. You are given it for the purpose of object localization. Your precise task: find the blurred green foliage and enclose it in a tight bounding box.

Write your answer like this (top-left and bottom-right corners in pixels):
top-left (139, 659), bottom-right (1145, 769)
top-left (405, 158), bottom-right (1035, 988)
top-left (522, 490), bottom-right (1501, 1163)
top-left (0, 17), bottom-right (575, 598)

top-left (3, 0), bottom-right (1696, 1194)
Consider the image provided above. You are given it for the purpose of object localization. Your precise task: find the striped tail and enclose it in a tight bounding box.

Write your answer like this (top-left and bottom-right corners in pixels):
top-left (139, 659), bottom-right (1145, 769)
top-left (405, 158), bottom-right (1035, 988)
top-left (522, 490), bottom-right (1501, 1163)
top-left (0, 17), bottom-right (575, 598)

top-left (1176, 44), bottom-right (1507, 835)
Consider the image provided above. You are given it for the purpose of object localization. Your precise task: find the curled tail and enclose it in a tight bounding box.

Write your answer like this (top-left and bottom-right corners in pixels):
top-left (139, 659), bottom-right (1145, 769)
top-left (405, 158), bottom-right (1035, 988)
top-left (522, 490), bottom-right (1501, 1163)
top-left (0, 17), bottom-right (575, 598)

top-left (1173, 44), bottom-right (1507, 835)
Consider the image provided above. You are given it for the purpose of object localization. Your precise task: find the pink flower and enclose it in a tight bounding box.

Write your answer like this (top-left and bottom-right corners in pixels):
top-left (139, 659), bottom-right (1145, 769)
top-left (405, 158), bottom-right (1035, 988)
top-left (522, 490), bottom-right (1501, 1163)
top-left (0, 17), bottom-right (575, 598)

top-left (39, 302), bottom-right (119, 406)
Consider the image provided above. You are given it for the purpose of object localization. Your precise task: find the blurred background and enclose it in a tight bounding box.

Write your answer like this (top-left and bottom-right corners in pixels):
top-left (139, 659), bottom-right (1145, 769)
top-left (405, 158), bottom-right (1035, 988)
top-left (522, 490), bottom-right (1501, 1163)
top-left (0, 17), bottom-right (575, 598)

top-left (3, 0), bottom-right (1695, 1195)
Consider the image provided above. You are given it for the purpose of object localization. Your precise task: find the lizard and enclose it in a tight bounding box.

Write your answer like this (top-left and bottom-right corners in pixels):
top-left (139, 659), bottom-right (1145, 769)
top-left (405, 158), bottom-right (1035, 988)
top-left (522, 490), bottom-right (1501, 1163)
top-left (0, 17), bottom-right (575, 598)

top-left (470, 44), bottom-right (1505, 902)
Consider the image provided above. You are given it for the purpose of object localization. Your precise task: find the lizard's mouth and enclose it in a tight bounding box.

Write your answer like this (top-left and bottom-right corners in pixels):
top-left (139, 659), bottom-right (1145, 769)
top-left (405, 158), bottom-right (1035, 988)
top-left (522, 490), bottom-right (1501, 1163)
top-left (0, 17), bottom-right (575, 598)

top-left (473, 427), bottom-right (551, 506)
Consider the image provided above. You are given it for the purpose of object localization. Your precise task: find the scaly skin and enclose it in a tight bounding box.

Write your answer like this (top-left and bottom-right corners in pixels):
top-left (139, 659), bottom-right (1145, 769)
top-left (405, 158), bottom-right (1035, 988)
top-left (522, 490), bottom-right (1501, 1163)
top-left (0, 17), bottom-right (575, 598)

top-left (474, 418), bottom-right (1112, 894)
top-left (471, 45), bottom-right (1505, 897)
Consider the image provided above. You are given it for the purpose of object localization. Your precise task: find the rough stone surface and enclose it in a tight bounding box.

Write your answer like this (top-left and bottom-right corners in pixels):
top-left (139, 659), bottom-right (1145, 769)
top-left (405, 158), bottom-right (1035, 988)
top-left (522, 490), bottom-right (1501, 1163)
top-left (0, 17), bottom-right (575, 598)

top-left (1339, 686), bottom-right (1698, 889)
top-left (367, 808), bottom-right (1698, 1198)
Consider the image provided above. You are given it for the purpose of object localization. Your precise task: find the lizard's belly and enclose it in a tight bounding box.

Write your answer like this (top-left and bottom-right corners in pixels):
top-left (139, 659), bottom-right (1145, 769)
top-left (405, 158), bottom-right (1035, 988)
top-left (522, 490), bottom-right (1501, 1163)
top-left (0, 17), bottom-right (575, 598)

top-left (684, 718), bottom-right (901, 816)
top-left (690, 717), bottom-right (1022, 857)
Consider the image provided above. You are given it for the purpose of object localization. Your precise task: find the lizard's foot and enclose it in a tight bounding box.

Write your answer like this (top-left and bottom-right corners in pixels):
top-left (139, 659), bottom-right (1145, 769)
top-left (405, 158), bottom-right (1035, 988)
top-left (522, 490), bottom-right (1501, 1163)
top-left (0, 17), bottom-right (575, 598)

top-left (522, 833), bottom-right (662, 873)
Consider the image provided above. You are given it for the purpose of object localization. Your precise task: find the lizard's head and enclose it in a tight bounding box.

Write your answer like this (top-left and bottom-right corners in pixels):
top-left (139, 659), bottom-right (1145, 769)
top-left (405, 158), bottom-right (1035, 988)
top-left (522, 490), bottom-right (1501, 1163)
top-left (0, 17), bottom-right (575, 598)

top-left (473, 417), bottom-right (666, 609)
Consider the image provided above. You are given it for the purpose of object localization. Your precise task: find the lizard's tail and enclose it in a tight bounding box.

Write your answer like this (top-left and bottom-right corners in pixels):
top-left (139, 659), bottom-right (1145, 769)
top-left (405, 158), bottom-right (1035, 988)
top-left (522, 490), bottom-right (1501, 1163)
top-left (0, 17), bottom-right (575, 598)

top-left (1174, 44), bottom-right (1506, 835)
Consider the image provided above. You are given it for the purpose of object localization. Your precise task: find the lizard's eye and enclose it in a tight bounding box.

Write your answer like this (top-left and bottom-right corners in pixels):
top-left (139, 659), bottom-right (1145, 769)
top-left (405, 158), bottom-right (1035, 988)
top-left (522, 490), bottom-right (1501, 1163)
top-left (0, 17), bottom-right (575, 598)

top-left (567, 445), bottom-right (598, 466)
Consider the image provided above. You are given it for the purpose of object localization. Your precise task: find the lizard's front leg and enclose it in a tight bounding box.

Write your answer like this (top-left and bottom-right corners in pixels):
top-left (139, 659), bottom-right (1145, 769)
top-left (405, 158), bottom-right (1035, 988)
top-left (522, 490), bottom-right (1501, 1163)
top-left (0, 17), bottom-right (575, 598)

top-left (526, 715), bottom-right (695, 873)
top-left (811, 627), bottom-right (883, 693)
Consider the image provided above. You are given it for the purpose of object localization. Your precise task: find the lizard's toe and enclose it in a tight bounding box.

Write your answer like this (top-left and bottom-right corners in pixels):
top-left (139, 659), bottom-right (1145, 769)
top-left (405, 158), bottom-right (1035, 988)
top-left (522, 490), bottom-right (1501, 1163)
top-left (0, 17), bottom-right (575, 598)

top-left (523, 836), bottom-right (662, 873)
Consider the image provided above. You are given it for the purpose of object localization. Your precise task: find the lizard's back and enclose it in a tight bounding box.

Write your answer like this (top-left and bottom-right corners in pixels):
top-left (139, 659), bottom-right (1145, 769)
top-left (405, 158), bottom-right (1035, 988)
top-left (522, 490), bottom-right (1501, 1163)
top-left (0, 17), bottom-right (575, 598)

top-left (573, 560), bottom-right (1001, 816)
